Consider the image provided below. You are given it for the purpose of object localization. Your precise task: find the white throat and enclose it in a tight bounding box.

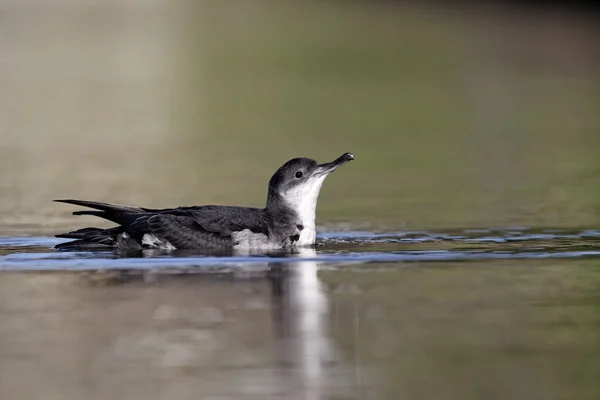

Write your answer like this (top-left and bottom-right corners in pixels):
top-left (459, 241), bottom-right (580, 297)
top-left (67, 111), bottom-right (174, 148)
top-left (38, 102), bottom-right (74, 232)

top-left (281, 176), bottom-right (327, 246)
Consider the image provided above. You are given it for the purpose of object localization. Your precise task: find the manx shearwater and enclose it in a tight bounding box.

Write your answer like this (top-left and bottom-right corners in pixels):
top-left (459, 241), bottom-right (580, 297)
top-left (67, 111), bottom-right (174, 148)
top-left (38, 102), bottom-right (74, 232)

top-left (54, 152), bottom-right (354, 251)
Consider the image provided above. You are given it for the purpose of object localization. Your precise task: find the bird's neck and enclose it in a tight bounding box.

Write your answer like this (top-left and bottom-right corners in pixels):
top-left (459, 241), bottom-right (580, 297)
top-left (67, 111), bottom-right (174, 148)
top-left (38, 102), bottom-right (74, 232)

top-left (267, 191), bottom-right (317, 227)
top-left (266, 192), bottom-right (317, 246)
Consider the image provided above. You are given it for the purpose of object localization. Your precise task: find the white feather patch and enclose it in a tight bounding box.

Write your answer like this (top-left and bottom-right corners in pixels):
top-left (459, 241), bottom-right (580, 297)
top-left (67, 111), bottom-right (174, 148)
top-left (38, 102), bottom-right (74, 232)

top-left (232, 229), bottom-right (279, 250)
top-left (142, 233), bottom-right (177, 250)
top-left (280, 175), bottom-right (327, 246)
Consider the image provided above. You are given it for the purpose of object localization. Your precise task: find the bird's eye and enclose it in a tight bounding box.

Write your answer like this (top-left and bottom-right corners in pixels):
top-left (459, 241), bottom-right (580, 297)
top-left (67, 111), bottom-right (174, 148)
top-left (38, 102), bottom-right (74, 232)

top-left (295, 171), bottom-right (303, 179)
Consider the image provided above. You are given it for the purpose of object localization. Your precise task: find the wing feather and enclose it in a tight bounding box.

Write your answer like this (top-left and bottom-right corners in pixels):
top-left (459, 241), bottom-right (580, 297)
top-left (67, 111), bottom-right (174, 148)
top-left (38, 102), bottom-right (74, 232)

top-left (146, 214), bottom-right (232, 249)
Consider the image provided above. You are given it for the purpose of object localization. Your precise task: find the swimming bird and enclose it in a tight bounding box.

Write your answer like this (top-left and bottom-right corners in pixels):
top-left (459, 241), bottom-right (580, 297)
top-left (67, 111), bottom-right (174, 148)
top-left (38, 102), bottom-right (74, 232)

top-left (54, 152), bottom-right (354, 251)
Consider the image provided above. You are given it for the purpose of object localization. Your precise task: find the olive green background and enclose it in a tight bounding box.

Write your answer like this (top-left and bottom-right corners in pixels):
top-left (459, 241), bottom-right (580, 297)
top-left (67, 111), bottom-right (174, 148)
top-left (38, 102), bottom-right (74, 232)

top-left (1, 2), bottom-right (599, 400)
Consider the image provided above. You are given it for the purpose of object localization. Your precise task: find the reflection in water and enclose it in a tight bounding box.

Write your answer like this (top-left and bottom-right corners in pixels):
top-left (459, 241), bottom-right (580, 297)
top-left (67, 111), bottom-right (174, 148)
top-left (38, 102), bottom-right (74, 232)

top-left (2, 243), bottom-right (600, 399)
top-left (0, 250), bottom-right (362, 400)
top-left (270, 248), bottom-right (341, 400)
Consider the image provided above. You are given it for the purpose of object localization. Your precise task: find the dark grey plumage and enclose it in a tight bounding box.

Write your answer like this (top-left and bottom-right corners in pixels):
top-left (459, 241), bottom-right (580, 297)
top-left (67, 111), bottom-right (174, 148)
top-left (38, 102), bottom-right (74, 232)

top-left (55, 201), bottom-right (271, 250)
top-left (54, 152), bottom-right (354, 251)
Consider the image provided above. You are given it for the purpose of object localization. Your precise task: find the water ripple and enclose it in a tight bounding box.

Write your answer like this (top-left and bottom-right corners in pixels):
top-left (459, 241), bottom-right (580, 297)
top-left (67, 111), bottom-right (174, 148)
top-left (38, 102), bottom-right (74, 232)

top-left (0, 228), bottom-right (599, 271)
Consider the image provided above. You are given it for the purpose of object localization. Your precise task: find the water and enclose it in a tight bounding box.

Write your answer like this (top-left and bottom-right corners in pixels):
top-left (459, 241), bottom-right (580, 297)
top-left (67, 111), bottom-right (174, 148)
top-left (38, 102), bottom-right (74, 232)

top-left (2, 1), bottom-right (600, 399)
top-left (2, 230), bottom-right (600, 399)
top-left (2, 228), bottom-right (600, 270)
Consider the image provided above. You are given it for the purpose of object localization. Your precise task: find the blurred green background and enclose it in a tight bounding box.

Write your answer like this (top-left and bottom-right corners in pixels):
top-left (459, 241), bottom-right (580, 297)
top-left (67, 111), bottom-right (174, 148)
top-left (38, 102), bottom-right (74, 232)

top-left (1, 1), bottom-right (598, 234)
top-left (1, 2), bottom-right (600, 400)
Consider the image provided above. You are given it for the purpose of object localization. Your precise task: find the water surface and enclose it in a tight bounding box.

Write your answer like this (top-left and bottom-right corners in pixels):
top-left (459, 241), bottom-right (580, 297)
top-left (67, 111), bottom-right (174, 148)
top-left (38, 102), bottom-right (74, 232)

top-left (2, 230), bottom-right (600, 400)
top-left (2, 228), bottom-right (600, 270)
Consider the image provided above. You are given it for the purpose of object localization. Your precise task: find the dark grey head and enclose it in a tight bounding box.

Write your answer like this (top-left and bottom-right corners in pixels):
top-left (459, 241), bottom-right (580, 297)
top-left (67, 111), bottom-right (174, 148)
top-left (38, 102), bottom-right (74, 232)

top-left (266, 152), bottom-right (354, 212)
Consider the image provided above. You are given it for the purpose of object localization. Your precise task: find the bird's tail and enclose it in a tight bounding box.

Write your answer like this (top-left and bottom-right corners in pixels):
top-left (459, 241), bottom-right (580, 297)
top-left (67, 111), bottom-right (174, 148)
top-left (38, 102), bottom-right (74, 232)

top-left (53, 199), bottom-right (147, 213)
top-left (54, 226), bottom-right (122, 251)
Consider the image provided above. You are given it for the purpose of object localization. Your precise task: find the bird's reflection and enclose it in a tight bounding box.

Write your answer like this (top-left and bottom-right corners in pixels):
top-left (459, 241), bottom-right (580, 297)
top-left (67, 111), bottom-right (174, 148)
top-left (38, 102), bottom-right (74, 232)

top-left (77, 248), bottom-right (343, 399)
top-left (269, 248), bottom-right (335, 399)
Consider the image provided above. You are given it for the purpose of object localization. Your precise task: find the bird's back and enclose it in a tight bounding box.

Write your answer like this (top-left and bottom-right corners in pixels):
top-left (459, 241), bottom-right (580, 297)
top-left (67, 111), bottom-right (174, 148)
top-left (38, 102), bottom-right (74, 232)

top-left (54, 200), bottom-right (270, 251)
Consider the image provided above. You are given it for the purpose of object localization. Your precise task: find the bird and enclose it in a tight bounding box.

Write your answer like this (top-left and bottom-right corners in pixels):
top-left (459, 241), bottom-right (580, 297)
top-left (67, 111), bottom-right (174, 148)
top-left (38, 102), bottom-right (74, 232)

top-left (54, 152), bottom-right (354, 251)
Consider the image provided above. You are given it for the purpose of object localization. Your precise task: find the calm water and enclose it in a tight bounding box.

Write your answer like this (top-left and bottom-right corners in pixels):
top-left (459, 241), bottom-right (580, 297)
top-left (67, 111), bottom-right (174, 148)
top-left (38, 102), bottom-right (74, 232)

top-left (2, 230), bottom-right (600, 399)
top-left (1, 1), bottom-right (600, 400)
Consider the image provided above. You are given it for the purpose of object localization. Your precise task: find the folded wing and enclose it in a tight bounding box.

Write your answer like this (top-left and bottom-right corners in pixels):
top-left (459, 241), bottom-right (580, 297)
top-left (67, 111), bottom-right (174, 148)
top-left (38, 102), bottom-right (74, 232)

top-left (54, 200), bottom-right (268, 250)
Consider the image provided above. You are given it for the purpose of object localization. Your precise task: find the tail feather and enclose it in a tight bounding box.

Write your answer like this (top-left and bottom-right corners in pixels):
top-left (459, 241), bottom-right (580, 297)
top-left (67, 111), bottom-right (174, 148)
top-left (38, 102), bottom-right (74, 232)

top-left (55, 199), bottom-right (149, 226)
top-left (72, 211), bottom-right (105, 217)
top-left (53, 199), bottom-right (147, 213)
top-left (54, 239), bottom-right (115, 251)
top-left (54, 199), bottom-right (154, 251)
top-left (55, 227), bottom-right (106, 239)
top-left (54, 226), bottom-right (124, 250)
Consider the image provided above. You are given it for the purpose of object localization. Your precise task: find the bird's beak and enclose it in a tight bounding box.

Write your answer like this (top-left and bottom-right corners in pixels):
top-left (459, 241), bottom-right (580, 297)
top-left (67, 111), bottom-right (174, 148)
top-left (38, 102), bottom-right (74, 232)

top-left (314, 152), bottom-right (355, 177)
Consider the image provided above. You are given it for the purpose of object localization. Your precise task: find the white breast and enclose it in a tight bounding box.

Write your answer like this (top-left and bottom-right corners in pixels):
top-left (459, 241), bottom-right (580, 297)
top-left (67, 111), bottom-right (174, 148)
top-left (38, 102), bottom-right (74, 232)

top-left (282, 175), bottom-right (327, 247)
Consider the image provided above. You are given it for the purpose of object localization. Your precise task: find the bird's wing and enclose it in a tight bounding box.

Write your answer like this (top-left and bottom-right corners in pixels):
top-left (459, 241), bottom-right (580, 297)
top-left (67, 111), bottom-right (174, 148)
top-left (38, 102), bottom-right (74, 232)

top-left (55, 200), bottom-right (269, 250)
top-left (141, 214), bottom-right (232, 249)
top-left (181, 206), bottom-right (268, 236)
top-left (127, 207), bottom-right (269, 249)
